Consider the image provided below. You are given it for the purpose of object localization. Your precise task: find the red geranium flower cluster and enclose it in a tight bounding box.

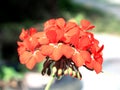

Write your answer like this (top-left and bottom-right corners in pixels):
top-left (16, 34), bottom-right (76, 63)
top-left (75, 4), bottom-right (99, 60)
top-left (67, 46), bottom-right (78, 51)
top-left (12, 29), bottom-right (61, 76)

top-left (17, 18), bottom-right (104, 79)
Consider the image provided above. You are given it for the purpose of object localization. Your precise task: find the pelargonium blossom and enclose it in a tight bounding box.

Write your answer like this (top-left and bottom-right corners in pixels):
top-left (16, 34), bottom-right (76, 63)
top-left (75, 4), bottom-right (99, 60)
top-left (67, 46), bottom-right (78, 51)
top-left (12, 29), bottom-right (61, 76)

top-left (17, 18), bottom-right (104, 79)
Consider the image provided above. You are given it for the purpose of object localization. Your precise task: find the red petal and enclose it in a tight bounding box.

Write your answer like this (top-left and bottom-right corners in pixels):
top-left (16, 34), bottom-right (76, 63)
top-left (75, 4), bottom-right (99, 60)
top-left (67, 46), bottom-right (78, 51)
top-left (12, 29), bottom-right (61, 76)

top-left (70, 33), bottom-right (79, 48)
top-left (78, 36), bottom-right (91, 50)
top-left (80, 51), bottom-right (91, 63)
top-left (38, 38), bottom-right (49, 45)
top-left (65, 27), bottom-right (79, 36)
top-left (72, 52), bottom-right (84, 67)
top-left (56, 29), bottom-right (64, 42)
top-left (19, 51), bottom-right (32, 64)
top-left (46, 30), bottom-right (57, 43)
top-left (50, 45), bottom-right (62, 61)
top-left (17, 41), bottom-right (23, 46)
top-left (56, 18), bottom-right (65, 28)
top-left (34, 50), bottom-right (46, 63)
top-left (17, 46), bottom-right (26, 55)
top-left (97, 45), bottom-right (104, 53)
top-left (94, 54), bottom-right (103, 64)
top-left (33, 32), bottom-right (49, 44)
top-left (44, 19), bottom-right (56, 30)
top-left (85, 61), bottom-right (94, 70)
top-left (29, 38), bottom-right (38, 50)
top-left (80, 20), bottom-right (95, 30)
top-left (81, 20), bottom-right (91, 28)
top-left (87, 25), bottom-right (95, 30)
top-left (40, 45), bottom-right (54, 56)
top-left (93, 61), bottom-right (102, 74)
top-left (65, 22), bottom-right (77, 32)
top-left (19, 29), bottom-right (28, 40)
top-left (29, 28), bottom-right (37, 36)
top-left (26, 57), bottom-right (36, 69)
top-left (61, 44), bottom-right (74, 58)
top-left (33, 32), bottom-right (45, 38)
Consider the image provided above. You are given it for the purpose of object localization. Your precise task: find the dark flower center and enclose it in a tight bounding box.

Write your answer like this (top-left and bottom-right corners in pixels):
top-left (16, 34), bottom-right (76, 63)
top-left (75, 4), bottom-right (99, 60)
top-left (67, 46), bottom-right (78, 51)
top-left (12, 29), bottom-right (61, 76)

top-left (41, 56), bottom-right (82, 79)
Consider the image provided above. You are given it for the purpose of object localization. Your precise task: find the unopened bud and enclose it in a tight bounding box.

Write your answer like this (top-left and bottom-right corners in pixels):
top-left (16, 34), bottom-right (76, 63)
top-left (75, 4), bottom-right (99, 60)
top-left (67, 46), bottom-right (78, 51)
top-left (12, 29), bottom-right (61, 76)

top-left (58, 69), bottom-right (62, 76)
top-left (52, 67), bottom-right (57, 74)
top-left (64, 69), bottom-right (68, 75)
top-left (68, 67), bottom-right (73, 76)
top-left (72, 71), bottom-right (76, 77)
top-left (77, 72), bottom-right (82, 80)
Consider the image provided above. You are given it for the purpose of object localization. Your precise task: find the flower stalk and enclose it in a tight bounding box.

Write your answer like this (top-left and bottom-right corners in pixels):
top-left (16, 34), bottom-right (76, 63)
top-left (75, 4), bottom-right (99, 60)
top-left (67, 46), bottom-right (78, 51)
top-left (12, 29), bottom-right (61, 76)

top-left (45, 75), bottom-right (54, 90)
top-left (45, 67), bottom-right (57, 90)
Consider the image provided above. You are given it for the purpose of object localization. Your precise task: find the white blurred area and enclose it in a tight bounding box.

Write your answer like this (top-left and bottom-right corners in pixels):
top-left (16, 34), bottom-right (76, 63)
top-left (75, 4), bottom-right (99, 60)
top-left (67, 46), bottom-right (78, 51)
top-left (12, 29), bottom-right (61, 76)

top-left (109, 0), bottom-right (120, 4)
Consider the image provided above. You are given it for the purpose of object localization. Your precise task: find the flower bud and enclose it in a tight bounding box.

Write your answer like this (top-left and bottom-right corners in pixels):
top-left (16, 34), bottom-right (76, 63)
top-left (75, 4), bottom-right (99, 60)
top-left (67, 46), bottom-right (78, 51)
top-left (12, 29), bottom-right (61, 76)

top-left (64, 69), bottom-right (68, 75)
top-left (52, 66), bottom-right (57, 74)
top-left (72, 71), bottom-right (76, 77)
top-left (77, 72), bottom-right (82, 80)
top-left (58, 69), bottom-right (62, 76)
top-left (68, 67), bottom-right (73, 76)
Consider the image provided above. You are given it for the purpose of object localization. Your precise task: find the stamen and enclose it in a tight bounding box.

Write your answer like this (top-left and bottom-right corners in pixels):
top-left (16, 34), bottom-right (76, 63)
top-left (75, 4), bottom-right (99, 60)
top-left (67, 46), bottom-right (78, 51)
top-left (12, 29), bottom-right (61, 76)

top-left (41, 56), bottom-right (83, 80)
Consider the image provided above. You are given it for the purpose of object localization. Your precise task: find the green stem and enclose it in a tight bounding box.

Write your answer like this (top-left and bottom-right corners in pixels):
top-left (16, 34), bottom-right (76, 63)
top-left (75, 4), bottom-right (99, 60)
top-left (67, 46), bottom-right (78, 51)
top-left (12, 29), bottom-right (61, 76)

top-left (45, 75), bottom-right (54, 90)
top-left (45, 67), bottom-right (57, 90)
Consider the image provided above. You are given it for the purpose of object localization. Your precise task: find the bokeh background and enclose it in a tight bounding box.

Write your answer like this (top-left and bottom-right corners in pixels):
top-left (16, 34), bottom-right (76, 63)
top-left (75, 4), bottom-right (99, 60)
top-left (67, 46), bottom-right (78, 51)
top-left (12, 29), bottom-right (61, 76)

top-left (0, 0), bottom-right (120, 90)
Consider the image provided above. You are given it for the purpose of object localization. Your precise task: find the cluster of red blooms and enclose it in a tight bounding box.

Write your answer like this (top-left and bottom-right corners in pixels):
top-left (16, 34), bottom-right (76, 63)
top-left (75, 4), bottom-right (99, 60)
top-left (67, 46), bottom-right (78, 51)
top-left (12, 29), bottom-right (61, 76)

top-left (17, 18), bottom-right (104, 79)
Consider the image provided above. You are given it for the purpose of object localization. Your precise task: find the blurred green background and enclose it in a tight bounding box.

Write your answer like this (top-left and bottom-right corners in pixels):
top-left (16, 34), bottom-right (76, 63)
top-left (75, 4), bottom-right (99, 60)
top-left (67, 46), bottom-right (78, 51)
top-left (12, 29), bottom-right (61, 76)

top-left (0, 0), bottom-right (120, 89)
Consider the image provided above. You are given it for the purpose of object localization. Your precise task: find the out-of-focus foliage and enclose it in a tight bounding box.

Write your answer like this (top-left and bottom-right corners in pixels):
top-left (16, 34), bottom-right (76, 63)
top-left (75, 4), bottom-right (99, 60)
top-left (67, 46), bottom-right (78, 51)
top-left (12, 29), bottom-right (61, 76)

top-left (93, 16), bottom-right (120, 34)
top-left (0, 66), bottom-right (24, 82)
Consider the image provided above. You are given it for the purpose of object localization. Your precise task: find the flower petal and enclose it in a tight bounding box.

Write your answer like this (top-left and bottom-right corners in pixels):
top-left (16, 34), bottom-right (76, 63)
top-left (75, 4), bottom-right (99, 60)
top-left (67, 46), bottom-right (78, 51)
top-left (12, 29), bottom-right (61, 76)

top-left (19, 29), bottom-right (28, 40)
top-left (19, 51), bottom-right (32, 64)
top-left (72, 52), bottom-right (84, 67)
top-left (17, 42), bottom-right (25, 55)
top-left (33, 32), bottom-right (49, 44)
top-left (70, 33), bottom-right (79, 48)
top-left (78, 36), bottom-right (91, 50)
top-left (26, 57), bottom-right (36, 69)
top-left (81, 19), bottom-right (90, 28)
top-left (46, 30), bottom-right (57, 43)
top-left (44, 19), bottom-right (56, 30)
top-left (34, 50), bottom-right (46, 63)
top-left (40, 45), bottom-right (54, 56)
top-left (65, 27), bottom-right (79, 36)
top-left (56, 18), bottom-right (65, 29)
top-left (85, 61), bottom-right (94, 70)
top-left (93, 60), bottom-right (102, 74)
top-left (29, 28), bottom-right (37, 36)
top-left (80, 19), bottom-right (95, 30)
top-left (87, 25), bottom-right (95, 30)
top-left (65, 22), bottom-right (77, 32)
top-left (50, 45), bottom-right (62, 61)
top-left (61, 44), bottom-right (74, 58)
top-left (80, 51), bottom-right (91, 63)
top-left (17, 46), bottom-right (26, 55)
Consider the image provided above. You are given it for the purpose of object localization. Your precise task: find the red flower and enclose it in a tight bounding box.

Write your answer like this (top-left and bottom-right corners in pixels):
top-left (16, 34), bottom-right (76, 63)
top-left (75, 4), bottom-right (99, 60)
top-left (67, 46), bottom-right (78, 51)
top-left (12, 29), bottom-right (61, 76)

top-left (17, 18), bottom-right (104, 79)
top-left (17, 28), bottom-right (47, 69)
top-left (19, 50), bottom-right (45, 69)
top-left (44, 18), bottom-right (80, 43)
top-left (19, 28), bottom-right (37, 40)
top-left (84, 38), bottom-right (104, 73)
